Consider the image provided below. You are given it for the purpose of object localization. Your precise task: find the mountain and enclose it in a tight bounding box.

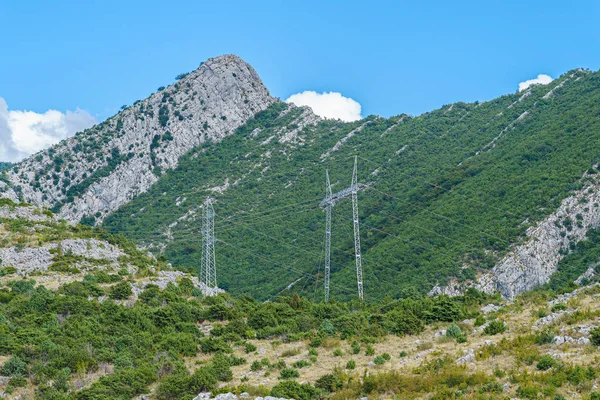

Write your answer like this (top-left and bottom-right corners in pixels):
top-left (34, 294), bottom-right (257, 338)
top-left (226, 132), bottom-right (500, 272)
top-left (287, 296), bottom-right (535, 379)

top-left (5, 200), bottom-right (600, 400)
top-left (0, 55), bottom-right (273, 223)
top-left (99, 66), bottom-right (600, 301)
top-left (3, 56), bottom-right (600, 302)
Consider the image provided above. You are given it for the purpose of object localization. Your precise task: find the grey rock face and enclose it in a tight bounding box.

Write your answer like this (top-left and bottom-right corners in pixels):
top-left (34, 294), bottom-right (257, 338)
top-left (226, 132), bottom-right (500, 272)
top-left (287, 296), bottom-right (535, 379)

top-left (0, 205), bottom-right (58, 222)
top-left (456, 348), bottom-right (475, 364)
top-left (0, 238), bottom-right (123, 275)
top-left (1, 55), bottom-right (274, 223)
top-left (480, 170), bottom-right (600, 299)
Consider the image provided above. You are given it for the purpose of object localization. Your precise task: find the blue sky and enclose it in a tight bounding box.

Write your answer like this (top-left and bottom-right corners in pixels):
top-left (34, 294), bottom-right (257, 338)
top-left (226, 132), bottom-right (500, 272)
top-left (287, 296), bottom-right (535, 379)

top-left (1, 0), bottom-right (599, 128)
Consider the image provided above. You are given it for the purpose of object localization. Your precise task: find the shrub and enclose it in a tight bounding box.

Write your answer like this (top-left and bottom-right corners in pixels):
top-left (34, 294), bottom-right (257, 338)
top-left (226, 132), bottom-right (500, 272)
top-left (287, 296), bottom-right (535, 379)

top-left (0, 356), bottom-right (27, 377)
top-left (319, 319), bottom-right (336, 336)
top-left (250, 360), bottom-right (263, 371)
top-left (279, 368), bottom-right (300, 379)
top-left (351, 341), bottom-right (361, 354)
top-left (474, 315), bottom-right (486, 327)
top-left (244, 342), bottom-right (257, 353)
top-left (446, 323), bottom-right (462, 338)
top-left (333, 348), bottom-right (343, 357)
top-left (484, 320), bottom-right (506, 335)
top-left (346, 359), bottom-right (356, 369)
top-left (552, 303), bottom-right (568, 312)
top-left (210, 354), bottom-right (233, 382)
top-left (365, 345), bottom-right (375, 356)
top-left (292, 360), bottom-right (310, 369)
top-left (271, 380), bottom-right (320, 400)
top-left (315, 373), bottom-right (343, 392)
top-left (590, 327), bottom-right (600, 346)
top-left (536, 355), bottom-right (557, 371)
top-left (535, 328), bottom-right (556, 345)
top-left (374, 355), bottom-right (386, 365)
top-left (109, 282), bottom-right (132, 300)
top-left (199, 337), bottom-right (233, 354)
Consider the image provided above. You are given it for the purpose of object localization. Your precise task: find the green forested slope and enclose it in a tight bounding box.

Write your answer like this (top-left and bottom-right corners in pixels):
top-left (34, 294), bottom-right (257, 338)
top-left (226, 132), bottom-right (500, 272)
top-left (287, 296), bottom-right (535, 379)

top-left (104, 68), bottom-right (600, 300)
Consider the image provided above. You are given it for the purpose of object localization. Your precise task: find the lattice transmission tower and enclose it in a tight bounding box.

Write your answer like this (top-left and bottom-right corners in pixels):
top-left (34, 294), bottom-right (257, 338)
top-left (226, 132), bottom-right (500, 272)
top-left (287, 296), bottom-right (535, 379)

top-left (201, 197), bottom-right (217, 288)
top-left (320, 156), bottom-right (366, 301)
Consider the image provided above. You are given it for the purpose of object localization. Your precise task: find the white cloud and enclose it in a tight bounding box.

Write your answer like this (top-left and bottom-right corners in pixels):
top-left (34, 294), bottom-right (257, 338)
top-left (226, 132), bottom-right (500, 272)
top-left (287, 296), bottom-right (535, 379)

top-left (285, 91), bottom-right (362, 122)
top-left (0, 97), bottom-right (96, 162)
top-left (518, 74), bottom-right (553, 92)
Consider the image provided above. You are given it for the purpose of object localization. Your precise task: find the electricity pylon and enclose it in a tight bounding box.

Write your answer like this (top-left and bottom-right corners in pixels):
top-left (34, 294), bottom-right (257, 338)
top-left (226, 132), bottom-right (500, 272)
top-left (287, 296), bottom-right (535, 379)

top-left (201, 197), bottom-right (217, 288)
top-left (351, 158), bottom-right (364, 300)
top-left (324, 170), bottom-right (332, 302)
top-left (319, 156), bottom-right (365, 301)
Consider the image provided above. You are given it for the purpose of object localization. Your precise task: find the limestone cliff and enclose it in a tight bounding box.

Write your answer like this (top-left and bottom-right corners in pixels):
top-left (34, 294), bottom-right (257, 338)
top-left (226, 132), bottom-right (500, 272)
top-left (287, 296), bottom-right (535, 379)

top-left (0, 55), bottom-right (274, 223)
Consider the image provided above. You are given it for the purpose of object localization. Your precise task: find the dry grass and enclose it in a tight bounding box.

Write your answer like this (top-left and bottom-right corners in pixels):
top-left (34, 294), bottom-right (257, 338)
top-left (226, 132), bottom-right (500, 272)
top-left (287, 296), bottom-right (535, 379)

top-left (179, 286), bottom-right (600, 399)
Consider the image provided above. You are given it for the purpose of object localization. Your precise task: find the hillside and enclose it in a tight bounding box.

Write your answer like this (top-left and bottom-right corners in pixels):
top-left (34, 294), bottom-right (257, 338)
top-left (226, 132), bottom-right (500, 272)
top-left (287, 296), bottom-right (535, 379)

top-left (0, 55), bottom-right (273, 223)
top-left (4, 54), bottom-right (600, 302)
top-left (4, 222), bottom-right (600, 400)
top-left (100, 66), bottom-right (600, 301)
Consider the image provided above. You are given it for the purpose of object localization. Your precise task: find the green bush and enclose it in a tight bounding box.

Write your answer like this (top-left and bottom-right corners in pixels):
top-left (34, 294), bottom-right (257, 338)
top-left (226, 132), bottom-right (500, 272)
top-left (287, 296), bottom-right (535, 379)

top-left (315, 373), bottom-right (343, 392)
top-left (292, 360), bottom-right (311, 368)
top-left (250, 360), bottom-right (263, 371)
top-left (346, 359), bottom-right (356, 369)
top-left (279, 368), bottom-right (300, 379)
top-left (484, 320), bottom-right (506, 335)
top-left (0, 356), bottom-right (27, 377)
top-left (446, 323), bottom-right (462, 338)
top-left (109, 281), bottom-right (132, 300)
top-left (199, 337), bottom-right (233, 354)
top-left (374, 355), bottom-right (386, 365)
top-left (474, 315), bottom-right (486, 327)
top-left (536, 355), bottom-right (557, 371)
top-left (271, 380), bottom-right (321, 400)
top-left (244, 342), bottom-right (257, 353)
top-left (590, 327), bottom-right (600, 346)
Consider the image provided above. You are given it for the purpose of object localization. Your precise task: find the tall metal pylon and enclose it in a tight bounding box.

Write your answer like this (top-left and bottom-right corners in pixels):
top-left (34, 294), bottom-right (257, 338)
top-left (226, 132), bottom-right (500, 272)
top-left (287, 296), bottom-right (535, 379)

top-left (324, 170), bottom-right (332, 302)
top-left (201, 197), bottom-right (217, 288)
top-left (351, 157), bottom-right (364, 300)
top-left (319, 156), bottom-right (365, 301)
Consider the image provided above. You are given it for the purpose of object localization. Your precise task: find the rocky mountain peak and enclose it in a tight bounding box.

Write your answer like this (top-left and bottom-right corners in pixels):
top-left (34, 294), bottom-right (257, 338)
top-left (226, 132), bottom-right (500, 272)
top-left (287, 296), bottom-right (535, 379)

top-left (0, 54), bottom-right (275, 223)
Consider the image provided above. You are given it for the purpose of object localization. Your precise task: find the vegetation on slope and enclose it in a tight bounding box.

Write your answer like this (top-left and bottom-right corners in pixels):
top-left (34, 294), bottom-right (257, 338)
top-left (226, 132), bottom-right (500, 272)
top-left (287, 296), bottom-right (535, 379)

top-left (4, 275), bottom-right (600, 399)
top-left (104, 68), bottom-right (600, 300)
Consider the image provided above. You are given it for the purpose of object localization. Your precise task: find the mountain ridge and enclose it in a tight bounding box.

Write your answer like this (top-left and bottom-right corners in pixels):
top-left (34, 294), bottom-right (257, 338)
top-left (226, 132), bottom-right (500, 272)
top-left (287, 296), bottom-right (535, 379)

top-left (2, 56), bottom-right (600, 302)
top-left (0, 54), bottom-right (274, 223)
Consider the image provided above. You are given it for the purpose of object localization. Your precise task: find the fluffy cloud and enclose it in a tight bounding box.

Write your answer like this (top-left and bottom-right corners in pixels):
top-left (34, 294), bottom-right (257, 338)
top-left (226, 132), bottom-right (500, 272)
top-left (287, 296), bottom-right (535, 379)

top-left (0, 97), bottom-right (96, 162)
top-left (285, 91), bottom-right (362, 122)
top-left (518, 74), bottom-right (553, 92)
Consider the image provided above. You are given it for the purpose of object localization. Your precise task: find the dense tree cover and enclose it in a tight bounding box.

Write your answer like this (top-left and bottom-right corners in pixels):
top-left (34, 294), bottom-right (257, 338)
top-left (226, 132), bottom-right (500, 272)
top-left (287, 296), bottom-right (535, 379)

top-left (0, 275), bottom-right (491, 399)
top-left (105, 68), bottom-right (600, 300)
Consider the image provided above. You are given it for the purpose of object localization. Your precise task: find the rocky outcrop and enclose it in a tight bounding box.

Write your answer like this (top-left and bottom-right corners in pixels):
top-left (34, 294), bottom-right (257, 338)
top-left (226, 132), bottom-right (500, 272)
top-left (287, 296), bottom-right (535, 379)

top-left (0, 55), bottom-right (274, 223)
top-left (132, 270), bottom-right (223, 298)
top-left (0, 238), bottom-right (123, 275)
top-left (478, 169), bottom-right (600, 299)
